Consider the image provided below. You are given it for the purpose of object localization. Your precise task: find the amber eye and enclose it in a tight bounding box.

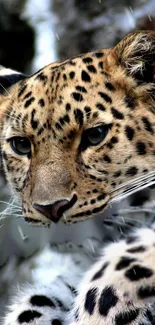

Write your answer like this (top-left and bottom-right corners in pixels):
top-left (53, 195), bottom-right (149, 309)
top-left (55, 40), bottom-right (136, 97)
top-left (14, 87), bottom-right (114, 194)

top-left (9, 137), bottom-right (31, 156)
top-left (80, 124), bottom-right (112, 151)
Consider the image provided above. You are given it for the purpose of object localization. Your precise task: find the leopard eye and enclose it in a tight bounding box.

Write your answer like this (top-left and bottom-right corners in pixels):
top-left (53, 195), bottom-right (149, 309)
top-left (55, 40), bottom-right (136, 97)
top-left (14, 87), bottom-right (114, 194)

top-left (80, 124), bottom-right (112, 151)
top-left (9, 137), bottom-right (31, 156)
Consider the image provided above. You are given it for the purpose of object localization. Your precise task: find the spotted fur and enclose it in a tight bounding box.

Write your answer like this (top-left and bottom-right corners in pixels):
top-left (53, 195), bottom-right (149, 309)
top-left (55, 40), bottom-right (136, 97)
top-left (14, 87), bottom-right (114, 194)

top-left (0, 31), bottom-right (155, 226)
top-left (73, 228), bottom-right (155, 325)
top-left (2, 30), bottom-right (155, 325)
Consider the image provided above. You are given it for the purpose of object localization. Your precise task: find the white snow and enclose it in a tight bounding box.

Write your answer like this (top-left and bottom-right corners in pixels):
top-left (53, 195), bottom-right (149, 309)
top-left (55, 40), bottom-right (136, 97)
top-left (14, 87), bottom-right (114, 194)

top-left (22, 0), bottom-right (58, 73)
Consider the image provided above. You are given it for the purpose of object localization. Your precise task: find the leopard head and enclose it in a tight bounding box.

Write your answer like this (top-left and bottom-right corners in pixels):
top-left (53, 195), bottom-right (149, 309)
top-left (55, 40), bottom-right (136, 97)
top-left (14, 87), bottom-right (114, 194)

top-left (0, 31), bottom-right (155, 226)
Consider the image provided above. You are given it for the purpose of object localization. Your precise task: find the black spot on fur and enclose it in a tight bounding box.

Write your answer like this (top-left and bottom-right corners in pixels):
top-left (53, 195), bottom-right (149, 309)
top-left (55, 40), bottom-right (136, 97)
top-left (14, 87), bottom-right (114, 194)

top-left (97, 193), bottom-right (106, 201)
top-left (24, 97), bottom-right (35, 108)
top-left (81, 70), bottom-right (91, 82)
top-left (84, 287), bottom-right (98, 315)
top-left (111, 136), bottom-right (118, 144)
top-left (18, 310), bottom-right (42, 323)
top-left (72, 92), bottom-right (83, 102)
top-left (115, 308), bottom-right (139, 325)
top-left (84, 106), bottom-right (91, 120)
top-left (69, 71), bottom-right (75, 79)
top-left (92, 203), bottom-right (107, 214)
top-left (116, 256), bottom-right (136, 270)
top-left (113, 171), bottom-right (121, 178)
top-left (138, 285), bottom-right (155, 298)
top-left (18, 84), bottom-right (27, 97)
top-left (30, 295), bottom-right (55, 307)
top-left (52, 320), bottom-right (62, 325)
top-left (99, 286), bottom-right (118, 316)
top-left (125, 125), bottom-right (135, 141)
top-left (67, 129), bottom-right (76, 139)
top-left (24, 91), bottom-right (32, 99)
top-left (127, 246), bottom-right (146, 253)
top-left (66, 103), bottom-right (71, 111)
top-left (83, 57), bottom-right (93, 64)
top-left (142, 117), bottom-right (154, 134)
top-left (76, 85), bottom-right (87, 93)
top-left (145, 309), bottom-right (154, 323)
top-left (38, 99), bottom-right (45, 107)
top-left (105, 82), bottom-right (115, 91)
top-left (31, 109), bottom-right (38, 129)
top-left (98, 61), bottom-right (104, 69)
top-left (59, 114), bottom-right (70, 126)
top-left (36, 72), bottom-right (47, 82)
top-left (90, 199), bottom-right (96, 204)
top-left (103, 154), bottom-right (111, 163)
top-left (125, 96), bottom-right (137, 110)
top-left (74, 109), bottom-right (83, 125)
top-left (136, 141), bottom-right (146, 155)
top-left (96, 103), bottom-right (106, 111)
top-left (55, 122), bottom-right (62, 130)
top-left (99, 92), bottom-right (112, 103)
top-left (95, 52), bottom-right (104, 58)
top-left (87, 65), bottom-right (97, 73)
top-left (125, 265), bottom-right (153, 281)
top-left (92, 262), bottom-right (109, 281)
top-left (37, 127), bottom-right (44, 136)
top-left (93, 112), bottom-right (98, 118)
top-left (63, 74), bottom-right (67, 81)
top-left (111, 107), bottom-right (124, 119)
top-left (125, 166), bottom-right (138, 176)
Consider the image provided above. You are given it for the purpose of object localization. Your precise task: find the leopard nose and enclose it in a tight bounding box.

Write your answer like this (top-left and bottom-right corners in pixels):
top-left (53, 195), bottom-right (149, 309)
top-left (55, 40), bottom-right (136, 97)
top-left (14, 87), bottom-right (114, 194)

top-left (33, 195), bottom-right (77, 223)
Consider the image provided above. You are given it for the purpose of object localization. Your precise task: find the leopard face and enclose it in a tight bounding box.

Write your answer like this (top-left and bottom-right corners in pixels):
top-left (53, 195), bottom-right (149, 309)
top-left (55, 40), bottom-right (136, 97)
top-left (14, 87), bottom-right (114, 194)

top-left (1, 31), bottom-right (155, 226)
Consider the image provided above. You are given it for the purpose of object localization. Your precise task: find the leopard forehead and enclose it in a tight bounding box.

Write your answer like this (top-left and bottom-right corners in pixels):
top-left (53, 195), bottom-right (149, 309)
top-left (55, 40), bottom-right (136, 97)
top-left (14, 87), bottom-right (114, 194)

top-left (6, 49), bottom-right (137, 140)
top-left (1, 31), bottom-right (155, 226)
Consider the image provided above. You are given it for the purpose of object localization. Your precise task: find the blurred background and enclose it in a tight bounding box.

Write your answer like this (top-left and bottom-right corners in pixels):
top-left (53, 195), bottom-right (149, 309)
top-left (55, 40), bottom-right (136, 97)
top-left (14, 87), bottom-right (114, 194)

top-left (0, 0), bottom-right (155, 313)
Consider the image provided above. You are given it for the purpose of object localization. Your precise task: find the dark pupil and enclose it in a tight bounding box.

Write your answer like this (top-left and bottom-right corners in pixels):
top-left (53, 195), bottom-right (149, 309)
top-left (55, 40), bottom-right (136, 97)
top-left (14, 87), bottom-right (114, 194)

top-left (88, 127), bottom-right (104, 144)
top-left (80, 124), bottom-right (110, 151)
top-left (12, 137), bottom-right (31, 154)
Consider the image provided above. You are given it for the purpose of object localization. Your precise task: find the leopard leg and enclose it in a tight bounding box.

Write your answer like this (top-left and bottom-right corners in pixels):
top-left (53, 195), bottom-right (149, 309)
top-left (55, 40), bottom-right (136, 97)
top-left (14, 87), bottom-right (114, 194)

top-left (73, 228), bottom-right (155, 325)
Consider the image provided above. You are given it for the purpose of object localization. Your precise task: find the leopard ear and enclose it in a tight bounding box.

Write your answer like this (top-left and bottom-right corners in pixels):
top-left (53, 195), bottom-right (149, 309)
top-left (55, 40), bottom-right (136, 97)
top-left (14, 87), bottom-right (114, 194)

top-left (0, 66), bottom-right (27, 124)
top-left (0, 66), bottom-right (26, 94)
top-left (113, 31), bottom-right (155, 84)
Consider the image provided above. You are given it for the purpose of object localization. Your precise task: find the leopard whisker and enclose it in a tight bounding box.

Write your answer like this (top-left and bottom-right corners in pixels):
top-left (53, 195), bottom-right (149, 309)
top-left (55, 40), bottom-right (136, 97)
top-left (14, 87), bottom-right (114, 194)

top-left (103, 216), bottom-right (146, 227)
top-left (110, 180), bottom-right (155, 205)
top-left (109, 170), bottom-right (155, 204)
top-left (110, 170), bottom-right (155, 194)
top-left (0, 200), bottom-right (21, 209)
top-left (0, 196), bottom-right (22, 221)
top-left (117, 207), bottom-right (155, 215)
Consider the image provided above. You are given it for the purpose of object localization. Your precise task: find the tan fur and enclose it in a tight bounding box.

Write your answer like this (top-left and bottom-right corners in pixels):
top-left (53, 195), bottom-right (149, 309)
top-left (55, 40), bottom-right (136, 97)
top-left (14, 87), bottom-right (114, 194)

top-left (1, 31), bottom-right (155, 226)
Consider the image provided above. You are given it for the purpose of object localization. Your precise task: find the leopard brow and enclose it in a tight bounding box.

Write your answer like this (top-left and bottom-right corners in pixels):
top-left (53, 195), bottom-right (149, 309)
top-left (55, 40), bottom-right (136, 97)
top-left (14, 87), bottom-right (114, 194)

top-left (5, 127), bottom-right (27, 139)
top-left (0, 83), bottom-right (30, 129)
top-left (0, 82), bottom-right (22, 115)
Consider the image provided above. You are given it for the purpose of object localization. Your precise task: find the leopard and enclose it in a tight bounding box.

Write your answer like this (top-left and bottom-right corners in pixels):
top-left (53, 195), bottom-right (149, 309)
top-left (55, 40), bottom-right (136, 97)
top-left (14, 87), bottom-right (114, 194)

top-left (2, 30), bottom-right (155, 324)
